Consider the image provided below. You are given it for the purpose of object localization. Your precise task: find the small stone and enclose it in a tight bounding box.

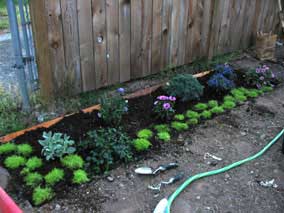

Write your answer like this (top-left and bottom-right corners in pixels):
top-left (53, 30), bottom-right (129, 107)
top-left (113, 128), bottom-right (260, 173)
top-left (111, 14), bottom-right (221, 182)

top-left (119, 183), bottom-right (124, 188)
top-left (107, 176), bottom-right (114, 182)
top-left (225, 174), bottom-right (230, 179)
top-left (250, 171), bottom-right (254, 174)
top-left (260, 134), bottom-right (266, 140)
top-left (185, 148), bottom-right (190, 152)
top-left (177, 134), bottom-right (184, 143)
top-left (208, 160), bottom-right (218, 167)
top-left (240, 131), bottom-right (247, 136)
top-left (196, 196), bottom-right (201, 200)
top-left (55, 204), bottom-right (61, 211)
top-left (0, 167), bottom-right (10, 190)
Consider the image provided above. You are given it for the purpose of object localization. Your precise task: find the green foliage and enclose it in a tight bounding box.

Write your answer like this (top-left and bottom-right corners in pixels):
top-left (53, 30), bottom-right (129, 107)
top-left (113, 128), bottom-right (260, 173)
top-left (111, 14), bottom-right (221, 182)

top-left (0, 143), bottom-right (17, 155)
top-left (186, 110), bottom-right (200, 119)
top-left (72, 170), bottom-right (90, 184)
top-left (157, 132), bottom-right (171, 142)
top-left (171, 122), bottom-right (189, 131)
top-left (133, 138), bottom-right (152, 152)
top-left (246, 90), bottom-right (259, 98)
top-left (230, 88), bottom-right (245, 97)
top-left (194, 103), bottom-right (208, 111)
top-left (25, 157), bottom-right (43, 171)
top-left (208, 100), bottom-right (218, 108)
top-left (81, 128), bottom-right (133, 173)
top-left (45, 168), bottom-right (65, 186)
top-left (174, 114), bottom-right (185, 121)
top-left (222, 101), bottom-right (236, 110)
top-left (153, 95), bottom-right (176, 120)
top-left (154, 124), bottom-right (170, 133)
top-left (137, 129), bottom-right (153, 139)
top-left (237, 87), bottom-right (250, 94)
top-left (38, 131), bottom-right (76, 161)
top-left (187, 118), bottom-right (199, 125)
top-left (24, 172), bottom-right (43, 188)
top-left (32, 186), bottom-right (54, 206)
top-left (4, 155), bottom-right (26, 169)
top-left (17, 144), bottom-right (33, 156)
top-left (200, 110), bottom-right (212, 119)
top-left (234, 94), bottom-right (247, 103)
top-left (61, 154), bottom-right (84, 170)
top-left (224, 95), bottom-right (235, 102)
top-left (165, 74), bottom-right (204, 102)
top-left (261, 86), bottom-right (273, 92)
top-left (210, 106), bottom-right (224, 114)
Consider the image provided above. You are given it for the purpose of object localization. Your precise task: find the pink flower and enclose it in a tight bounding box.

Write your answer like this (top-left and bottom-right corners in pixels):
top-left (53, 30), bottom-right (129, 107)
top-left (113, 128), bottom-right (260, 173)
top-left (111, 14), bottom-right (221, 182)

top-left (256, 68), bottom-right (261, 73)
top-left (157, 95), bottom-right (169, 101)
top-left (163, 103), bottom-right (171, 110)
top-left (169, 96), bottom-right (176, 101)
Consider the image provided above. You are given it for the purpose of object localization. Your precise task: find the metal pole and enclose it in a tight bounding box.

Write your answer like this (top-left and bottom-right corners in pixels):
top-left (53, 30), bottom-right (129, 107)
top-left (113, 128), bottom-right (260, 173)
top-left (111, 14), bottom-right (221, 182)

top-left (6, 0), bottom-right (30, 111)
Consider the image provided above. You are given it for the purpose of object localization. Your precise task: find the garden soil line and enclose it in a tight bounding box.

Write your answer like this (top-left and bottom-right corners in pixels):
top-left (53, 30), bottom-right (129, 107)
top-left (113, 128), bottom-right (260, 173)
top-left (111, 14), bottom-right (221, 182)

top-left (0, 71), bottom-right (211, 143)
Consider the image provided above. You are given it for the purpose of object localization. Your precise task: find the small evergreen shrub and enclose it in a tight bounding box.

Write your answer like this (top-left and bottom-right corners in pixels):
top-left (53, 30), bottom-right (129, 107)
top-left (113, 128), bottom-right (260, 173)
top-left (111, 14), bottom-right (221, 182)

top-left (137, 129), bottom-right (153, 139)
top-left (4, 155), bottom-right (26, 169)
top-left (72, 170), bottom-right (90, 184)
top-left (210, 106), bottom-right (224, 114)
top-left (171, 122), bottom-right (189, 131)
top-left (157, 132), bottom-right (171, 142)
top-left (133, 138), bottom-right (152, 151)
top-left (187, 118), bottom-right (199, 125)
top-left (200, 110), bottom-right (212, 119)
top-left (154, 124), bottom-right (170, 133)
top-left (45, 168), bottom-right (65, 186)
top-left (61, 154), bottom-right (84, 170)
top-left (24, 172), bottom-right (43, 187)
top-left (0, 143), bottom-right (17, 155)
top-left (208, 100), bottom-right (218, 108)
top-left (165, 74), bottom-right (204, 102)
top-left (224, 95), bottom-right (235, 102)
top-left (17, 144), bottom-right (33, 156)
top-left (222, 101), bottom-right (236, 110)
top-left (25, 157), bottom-right (43, 171)
top-left (194, 103), bottom-right (208, 111)
top-left (32, 186), bottom-right (54, 206)
top-left (174, 114), bottom-right (185, 121)
top-left (186, 110), bottom-right (200, 119)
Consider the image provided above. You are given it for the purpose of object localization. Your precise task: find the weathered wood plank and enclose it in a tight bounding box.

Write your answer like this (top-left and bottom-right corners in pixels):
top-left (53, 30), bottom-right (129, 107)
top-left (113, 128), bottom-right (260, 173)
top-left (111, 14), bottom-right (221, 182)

top-left (119, 0), bottom-right (131, 82)
top-left (93, 0), bottom-right (108, 88)
top-left (217, 0), bottom-right (231, 53)
top-left (78, 0), bottom-right (96, 91)
top-left (106, 0), bottom-right (119, 85)
top-left (200, 0), bottom-right (212, 57)
top-left (192, 0), bottom-right (203, 59)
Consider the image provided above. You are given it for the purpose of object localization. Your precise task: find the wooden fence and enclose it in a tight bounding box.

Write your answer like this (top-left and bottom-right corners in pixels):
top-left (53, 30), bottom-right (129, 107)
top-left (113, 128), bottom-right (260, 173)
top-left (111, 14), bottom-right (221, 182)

top-left (30, 0), bottom-right (280, 97)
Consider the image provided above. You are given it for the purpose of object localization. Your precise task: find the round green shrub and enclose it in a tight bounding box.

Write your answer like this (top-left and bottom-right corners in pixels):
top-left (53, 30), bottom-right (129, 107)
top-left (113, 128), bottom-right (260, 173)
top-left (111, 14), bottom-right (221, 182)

top-left (24, 172), bottom-right (43, 187)
top-left (187, 118), bottom-right (199, 125)
top-left (137, 129), bottom-right (153, 139)
top-left (210, 106), bottom-right (225, 114)
top-left (194, 103), bottom-right (208, 111)
top-left (165, 74), bottom-right (204, 102)
top-left (200, 110), bottom-right (212, 119)
top-left (17, 144), bottom-right (33, 156)
top-left (4, 155), bottom-right (26, 169)
top-left (61, 154), bottom-right (84, 170)
top-left (208, 100), bottom-right (218, 108)
top-left (45, 168), bottom-right (64, 186)
top-left (222, 101), bottom-right (236, 110)
top-left (174, 114), bottom-right (185, 121)
top-left (26, 157), bottom-right (43, 171)
top-left (157, 132), bottom-right (171, 142)
top-left (171, 122), bottom-right (189, 131)
top-left (186, 110), bottom-right (200, 119)
top-left (234, 94), bottom-right (247, 103)
top-left (246, 90), bottom-right (259, 98)
top-left (230, 88), bottom-right (244, 97)
top-left (0, 143), bottom-right (17, 155)
top-left (224, 95), bottom-right (235, 102)
top-left (133, 138), bottom-right (152, 151)
top-left (32, 186), bottom-right (54, 206)
top-left (72, 169), bottom-right (90, 184)
top-left (154, 124), bottom-right (170, 133)
top-left (261, 86), bottom-right (273, 92)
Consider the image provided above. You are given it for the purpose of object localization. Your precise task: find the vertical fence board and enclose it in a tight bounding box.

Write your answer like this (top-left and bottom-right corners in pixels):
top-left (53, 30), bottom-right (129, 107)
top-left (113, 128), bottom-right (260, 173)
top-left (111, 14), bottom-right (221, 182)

top-left (192, 0), bottom-right (203, 59)
top-left (93, 0), bottom-right (108, 88)
top-left (119, 0), bottom-right (131, 82)
top-left (217, 0), bottom-right (231, 53)
top-left (78, 0), bottom-right (96, 91)
top-left (106, 0), bottom-right (119, 85)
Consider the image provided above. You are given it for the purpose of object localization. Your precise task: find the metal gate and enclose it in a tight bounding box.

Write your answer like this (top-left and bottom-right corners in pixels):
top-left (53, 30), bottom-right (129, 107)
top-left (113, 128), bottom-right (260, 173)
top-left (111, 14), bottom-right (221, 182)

top-left (6, 0), bottom-right (38, 110)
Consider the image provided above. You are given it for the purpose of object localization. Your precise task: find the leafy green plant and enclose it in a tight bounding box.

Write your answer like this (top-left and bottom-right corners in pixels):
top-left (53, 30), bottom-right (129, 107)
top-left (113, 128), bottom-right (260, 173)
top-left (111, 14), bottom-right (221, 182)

top-left (174, 114), bottom-right (185, 121)
top-left (234, 94), bottom-right (247, 103)
top-left (261, 86), bottom-right (273, 92)
top-left (165, 74), bottom-right (204, 102)
top-left (187, 118), bottom-right (199, 125)
top-left (137, 129), bottom-right (153, 139)
top-left (200, 110), bottom-right (212, 119)
top-left (246, 90), bottom-right (259, 98)
top-left (81, 128), bottom-right (133, 173)
top-left (0, 143), bottom-right (17, 155)
top-left (72, 169), bottom-right (90, 184)
top-left (171, 122), bottom-right (189, 131)
top-left (24, 172), bottom-right (43, 187)
top-left (194, 103), bottom-right (208, 111)
top-left (186, 110), bottom-right (200, 119)
top-left (224, 95), bottom-right (235, 102)
top-left (222, 101), bottom-right (236, 110)
top-left (25, 157), bottom-right (43, 171)
top-left (32, 186), bottom-right (54, 206)
top-left (230, 88), bottom-right (245, 97)
top-left (17, 144), bottom-right (33, 156)
top-left (210, 106), bottom-right (224, 114)
top-left (154, 124), bottom-right (170, 133)
top-left (4, 155), bottom-right (26, 169)
top-left (38, 131), bottom-right (76, 161)
top-left (157, 132), bottom-right (171, 142)
top-left (61, 154), bottom-right (84, 170)
top-left (208, 100), bottom-right (218, 108)
top-left (45, 168), bottom-right (65, 186)
top-left (133, 138), bottom-right (152, 151)
top-left (153, 95), bottom-right (176, 120)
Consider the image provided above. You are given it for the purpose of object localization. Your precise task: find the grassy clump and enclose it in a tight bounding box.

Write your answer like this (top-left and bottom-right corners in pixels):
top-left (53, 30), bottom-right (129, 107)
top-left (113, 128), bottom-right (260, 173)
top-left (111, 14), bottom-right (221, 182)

top-left (210, 106), bottom-right (225, 114)
top-left (17, 144), bottom-right (33, 156)
top-left (234, 94), bottom-right (247, 103)
top-left (230, 88), bottom-right (245, 97)
top-left (174, 114), bottom-right (185, 121)
top-left (32, 187), bottom-right (54, 206)
top-left (194, 103), bottom-right (208, 111)
top-left (45, 168), bottom-right (65, 186)
top-left (171, 122), bottom-right (189, 131)
top-left (154, 124), bottom-right (170, 133)
top-left (223, 95), bottom-right (235, 102)
top-left (208, 100), bottom-right (218, 108)
top-left (72, 170), bottom-right (90, 184)
top-left (24, 172), bottom-right (43, 187)
top-left (133, 138), bottom-right (152, 151)
top-left (261, 86), bottom-right (273, 92)
top-left (25, 157), bottom-right (43, 171)
top-left (246, 90), bottom-right (259, 98)
top-left (187, 118), bottom-right (199, 125)
top-left (157, 132), bottom-right (171, 142)
top-left (186, 110), bottom-right (200, 119)
top-left (61, 154), bottom-right (84, 170)
top-left (200, 110), bottom-right (212, 119)
top-left (0, 143), bottom-right (17, 155)
top-left (137, 129), bottom-right (153, 139)
top-left (222, 101), bottom-right (236, 110)
top-left (4, 155), bottom-right (26, 169)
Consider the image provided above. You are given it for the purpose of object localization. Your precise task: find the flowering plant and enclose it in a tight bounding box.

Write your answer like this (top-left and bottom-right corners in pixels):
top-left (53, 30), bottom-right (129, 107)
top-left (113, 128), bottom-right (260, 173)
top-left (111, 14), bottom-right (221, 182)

top-left (244, 65), bottom-right (275, 88)
top-left (153, 95), bottom-right (176, 120)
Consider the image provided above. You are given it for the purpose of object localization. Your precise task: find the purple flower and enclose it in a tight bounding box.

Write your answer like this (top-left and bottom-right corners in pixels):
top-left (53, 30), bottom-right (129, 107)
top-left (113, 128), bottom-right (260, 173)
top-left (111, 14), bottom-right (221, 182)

top-left (256, 83), bottom-right (261, 89)
top-left (259, 76), bottom-right (264, 81)
top-left (271, 72), bottom-right (275, 78)
top-left (154, 101), bottom-right (159, 105)
top-left (256, 68), bottom-right (261, 73)
top-left (117, 88), bottom-right (125, 94)
top-left (169, 96), bottom-right (176, 101)
top-left (124, 106), bottom-right (128, 112)
top-left (157, 95), bottom-right (169, 101)
top-left (163, 103), bottom-right (171, 110)
top-left (97, 112), bottom-right (102, 118)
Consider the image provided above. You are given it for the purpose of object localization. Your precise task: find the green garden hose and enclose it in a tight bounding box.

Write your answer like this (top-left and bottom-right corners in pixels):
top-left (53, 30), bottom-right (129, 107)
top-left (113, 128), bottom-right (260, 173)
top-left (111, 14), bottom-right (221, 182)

top-left (164, 129), bottom-right (284, 213)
